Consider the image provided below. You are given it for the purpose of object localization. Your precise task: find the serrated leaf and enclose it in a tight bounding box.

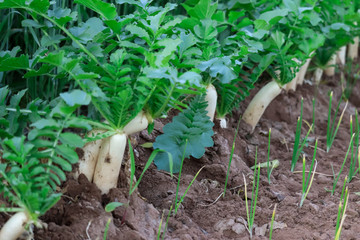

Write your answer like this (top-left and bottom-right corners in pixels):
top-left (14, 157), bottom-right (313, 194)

top-left (125, 24), bottom-right (150, 43)
top-left (153, 95), bottom-right (214, 173)
top-left (40, 34), bottom-right (65, 47)
top-left (0, 54), bottom-right (29, 72)
top-left (39, 51), bottom-right (64, 67)
top-left (69, 18), bottom-right (105, 44)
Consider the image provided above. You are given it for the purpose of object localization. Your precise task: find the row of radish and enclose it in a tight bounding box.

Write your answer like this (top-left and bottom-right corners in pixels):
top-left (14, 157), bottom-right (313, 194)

top-left (0, 0), bottom-right (360, 239)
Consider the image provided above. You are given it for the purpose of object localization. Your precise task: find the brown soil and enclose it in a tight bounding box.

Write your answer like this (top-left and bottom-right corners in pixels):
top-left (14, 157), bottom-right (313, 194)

top-left (2, 73), bottom-right (360, 240)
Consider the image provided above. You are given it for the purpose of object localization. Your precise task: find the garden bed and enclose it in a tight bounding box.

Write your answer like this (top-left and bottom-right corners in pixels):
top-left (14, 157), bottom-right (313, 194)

top-left (5, 74), bottom-right (357, 240)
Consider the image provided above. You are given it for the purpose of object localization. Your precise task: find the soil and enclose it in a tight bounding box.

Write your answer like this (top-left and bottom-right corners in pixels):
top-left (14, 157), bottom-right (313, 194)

top-left (2, 72), bottom-right (360, 240)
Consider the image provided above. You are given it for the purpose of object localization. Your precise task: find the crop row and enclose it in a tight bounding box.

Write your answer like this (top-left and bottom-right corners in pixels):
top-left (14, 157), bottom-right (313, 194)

top-left (0, 0), bottom-right (359, 239)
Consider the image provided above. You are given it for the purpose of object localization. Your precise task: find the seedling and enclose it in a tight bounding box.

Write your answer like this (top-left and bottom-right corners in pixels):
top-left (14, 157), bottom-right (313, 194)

top-left (348, 112), bottom-right (360, 182)
top-left (312, 97), bottom-right (316, 133)
top-left (331, 133), bottom-right (355, 195)
top-left (326, 91), bottom-right (348, 152)
top-left (334, 177), bottom-right (349, 240)
top-left (267, 128), bottom-right (272, 183)
top-left (223, 117), bottom-right (242, 197)
top-left (292, 97), bottom-right (313, 172)
top-left (299, 139), bottom-right (318, 207)
top-left (269, 204), bottom-right (277, 240)
top-left (243, 147), bottom-right (261, 239)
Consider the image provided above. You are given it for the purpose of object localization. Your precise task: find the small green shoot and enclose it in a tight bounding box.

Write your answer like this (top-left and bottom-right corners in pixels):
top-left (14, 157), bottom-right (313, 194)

top-left (243, 147), bottom-right (260, 239)
top-left (223, 117), bottom-right (242, 197)
top-left (335, 177), bottom-right (349, 240)
top-left (331, 133), bottom-right (355, 195)
top-left (103, 218), bottom-right (112, 240)
top-left (299, 139), bottom-right (318, 207)
top-left (157, 205), bottom-right (173, 240)
top-left (348, 112), bottom-right (360, 182)
top-left (269, 204), bottom-right (277, 240)
top-left (291, 98), bottom-right (313, 171)
top-left (129, 139), bottom-right (173, 196)
top-left (312, 97), bottom-right (316, 133)
top-left (173, 140), bottom-right (205, 214)
top-left (103, 202), bottom-right (128, 240)
top-left (326, 91), bottom-right (348, 152)
top-left (267, 128), bottom-right (272, 183)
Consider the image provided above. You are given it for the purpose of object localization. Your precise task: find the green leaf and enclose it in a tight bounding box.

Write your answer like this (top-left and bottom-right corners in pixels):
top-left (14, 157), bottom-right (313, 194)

top-left (271, 31), bottom-right (285, 49)
top-left (40, 51), bottom-right (64, 67)
top-left (153, 95), bottom-right (214, 173)
top-left (48, 7), bottom-right (77, 26)
top-left (69, 18), bottom-right (105, 44)
top-left (182, 0), bottom-right (218, 20)
top-left (31, 119), bottom-right (60, 129)
top-left (197, 57), bottom-right (237, 83)
top-left (60, 90), bottom-right (91, 107)
top-left (59, 133), bottom-right (85, 148)
top-left (22, 19), bottom-right (44, 28)
top-left (254, 9), bottom-right (289, 30)
top-left (29, 0), bottom-right (50, 14)
top-left (55, 145), bottom-right (78, 164)
top-left (125, 24), bottom-right (150, 44)
top-left (0, 54), bottom-right (29, 72)
top-left (105, 202), bottom-right (125, 212)
top-left (0, 0), bottom-right (26, 9)
top-left (40, 35), bottom-right (65, 47)
top-left (116, 0), bottom-right (149, 9)
top-left (75, 0), bottom-right (117, 20)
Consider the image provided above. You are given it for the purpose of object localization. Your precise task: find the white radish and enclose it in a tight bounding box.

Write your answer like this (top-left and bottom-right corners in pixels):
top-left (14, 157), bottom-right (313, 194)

top-left (336, 46), bottom-right (346, 65)
top-left (205, 84), bottom-right (217, 121)
top-left (284, 74), bottom-right (298, 92)
top-left (93, 133), bottom-right (127, 194)
top-left (324, 54), bottom-right (336, 77)
top-left (123, 110), bottom-right (150, 135)
top-left (75, 130), bottom-right (104, 182)
top-left (218, 117), bottom-right (227, 128)
top-left (314, 68), bottom-right (324, 85)
top-left (348, 37), bottom-right (359, 60)
top-left (92, 111), bottom-right (150, 194)
top-left (0, 212), bottom-right (29, 240)
top-left (242, 80), bottom-right (282, 131)
top-left (297, 52), bottom-right (314, 86)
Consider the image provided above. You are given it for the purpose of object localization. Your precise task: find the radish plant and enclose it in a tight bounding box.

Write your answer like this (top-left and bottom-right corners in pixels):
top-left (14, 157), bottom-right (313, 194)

top-left (0, 0), bottom-right (202, 194)
top-left (0, 88), bottom-right (90, 240)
